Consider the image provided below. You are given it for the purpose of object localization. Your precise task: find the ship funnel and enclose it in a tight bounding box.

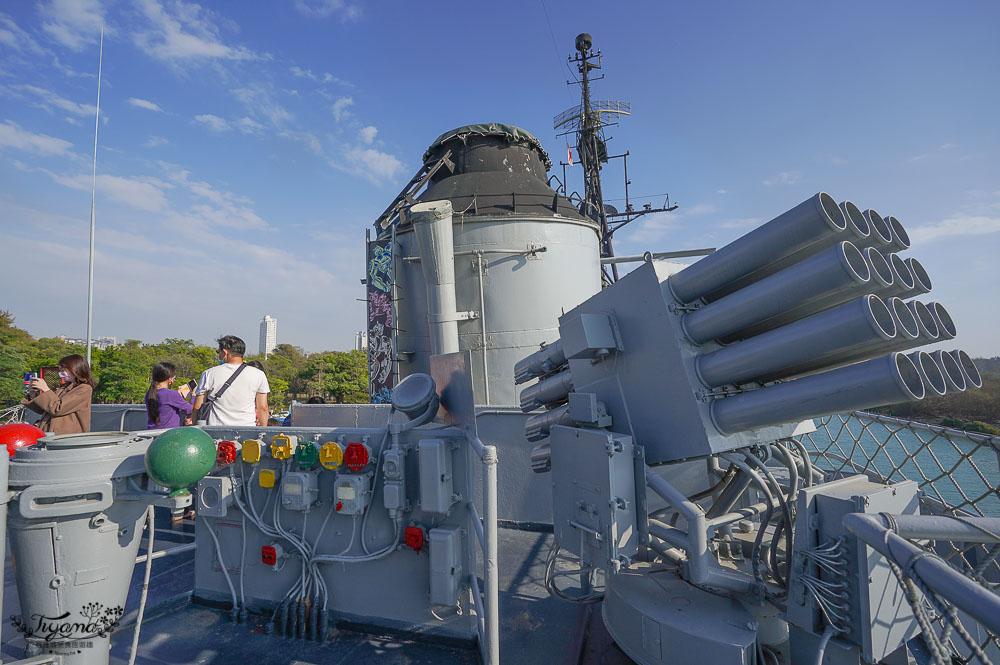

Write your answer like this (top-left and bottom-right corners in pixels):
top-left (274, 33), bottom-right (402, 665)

top-left (410, 200), bottom-right (460, 355)
top-left (667, 192), bottom-right (847, 303)
top-left (709, 353), bottom-right (925, 435)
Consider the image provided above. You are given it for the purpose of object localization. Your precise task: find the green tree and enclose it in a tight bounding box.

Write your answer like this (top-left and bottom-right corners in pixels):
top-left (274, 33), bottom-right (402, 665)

top-left (0, 345), bottom-right (29, 405)
top-left (93, 345), bottom-right (154, 403)
top-left (303, 350), bottom-right (368, 404)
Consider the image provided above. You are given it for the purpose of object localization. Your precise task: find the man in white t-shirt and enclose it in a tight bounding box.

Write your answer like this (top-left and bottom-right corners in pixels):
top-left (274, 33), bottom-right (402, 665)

top-left (192, 335), bottom-right (270, 426)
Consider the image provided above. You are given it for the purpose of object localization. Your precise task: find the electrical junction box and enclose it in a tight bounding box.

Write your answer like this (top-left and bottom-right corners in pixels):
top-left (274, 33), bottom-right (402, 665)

top-left (418, 438), bottom-right (457, 515)
top-left (788, 475), bottom-right (920, 663)
top-left (270, 434), bottom-right (297, 460)
top-left (333, 473), bottom-right (371, 515)
top-left (281, 472), bottom-right (319, 512)
top-left (259, 469), bottom-right (277, 488)
top-left (197, 476), bottom-right (235, 518)
top-left (550, 425), bottom-right (638, 571)
top-left (429, 527), bottom-right (463, 606)
top-left (242, 439), bottom-right (263, 464)
top-left (561, 312), bottom-right (621, 360)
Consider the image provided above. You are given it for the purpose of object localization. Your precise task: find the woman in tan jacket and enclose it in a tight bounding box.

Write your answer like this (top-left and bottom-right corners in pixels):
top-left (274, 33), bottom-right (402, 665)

top-left (22, 354), bottom-right (95, 434)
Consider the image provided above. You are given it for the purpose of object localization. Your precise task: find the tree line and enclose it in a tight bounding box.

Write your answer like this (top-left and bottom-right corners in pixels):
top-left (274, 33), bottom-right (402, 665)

top-left (0, 310), bottom-right (368, 408)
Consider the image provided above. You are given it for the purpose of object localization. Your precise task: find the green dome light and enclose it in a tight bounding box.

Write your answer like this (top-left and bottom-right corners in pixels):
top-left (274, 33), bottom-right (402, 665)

top-left (144, 428), bottom-right (217, 492)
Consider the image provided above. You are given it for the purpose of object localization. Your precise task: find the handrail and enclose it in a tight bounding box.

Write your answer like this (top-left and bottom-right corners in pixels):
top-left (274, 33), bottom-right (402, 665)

top-left (467, 435), bottom-right (499, 665)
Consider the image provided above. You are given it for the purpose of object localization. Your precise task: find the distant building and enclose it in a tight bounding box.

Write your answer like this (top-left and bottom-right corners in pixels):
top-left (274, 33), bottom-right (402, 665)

top-left (61, 335), bottom-right (116, 350)
top-left (259, 315), bottom-right (277, 357)
top-left (355, 330), bottom-right (368, 351)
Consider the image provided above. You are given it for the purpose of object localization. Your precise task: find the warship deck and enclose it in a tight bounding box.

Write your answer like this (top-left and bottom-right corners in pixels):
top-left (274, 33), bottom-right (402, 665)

top-left (1, 520), bottom-right (628, 665)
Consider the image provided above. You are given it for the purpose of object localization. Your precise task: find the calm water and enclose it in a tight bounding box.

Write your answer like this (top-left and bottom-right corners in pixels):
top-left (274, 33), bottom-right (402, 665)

top-left (801, 416), bottom-right (1000, 517)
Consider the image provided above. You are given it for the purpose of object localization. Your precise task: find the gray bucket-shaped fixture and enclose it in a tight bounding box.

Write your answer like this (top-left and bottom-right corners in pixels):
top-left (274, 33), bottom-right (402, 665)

top-left (931, 350), bottom-right (966, 393)
top-left (907, 351), bottom-right (947, 396)
top-left (863, 209), bottom-right (894, 247)
top-left (950, 350), bottom-right (983, 389)
top-left (709, 352), bottom-right (925, 435)
top-left (885, 215), bottom-right (911, 252)
top-left (391, 372), bottom-right (439, 420)
top-left (680, 241), bottom-right (870, 344)
top-left (927, 302), bottom-right (957, 340)
top-left (694, 295), bottom-right (896, 388)
top-left (667, 192), bottom-right (847, 303)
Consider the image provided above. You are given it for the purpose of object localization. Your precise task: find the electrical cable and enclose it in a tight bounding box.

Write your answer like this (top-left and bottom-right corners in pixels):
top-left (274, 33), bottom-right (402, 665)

top-left (360, 428), bottom-right (391, 555)
top-left (814, 626), bottom-right (835, 665)
top-left (543, 542), bottom-right (604, 604)
top-left (204, 515), bottom-right (239, 611)
top-left (127, 506), bottom-right (154, 665)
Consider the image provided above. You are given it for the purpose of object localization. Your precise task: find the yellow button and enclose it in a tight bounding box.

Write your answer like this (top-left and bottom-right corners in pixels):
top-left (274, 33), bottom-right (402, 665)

top-left (242, 439), bottom-right (262, 464)
top-left (271, 434), bottom-right (294, 460)
top-left (319, 442), bottom-right (343, 470)
top-left (259, 469), bottom-right (276, 488)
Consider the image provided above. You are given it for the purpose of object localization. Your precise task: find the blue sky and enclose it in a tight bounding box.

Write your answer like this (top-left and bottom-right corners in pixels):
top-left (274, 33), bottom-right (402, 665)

top-left (1, 1), bottom-right (997, 356)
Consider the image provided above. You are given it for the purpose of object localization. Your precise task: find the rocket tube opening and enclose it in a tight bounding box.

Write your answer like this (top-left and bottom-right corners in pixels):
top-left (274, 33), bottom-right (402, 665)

top-left (913, 351), bottom-right (946, 396)
top-left (888, 254), bottom-right (915, 291)
top-left (841, 241), bottom-right (871, 282)
top-left (818, 192), bottom-right (848, 232)
top-left (886, 216), bottom-right (911, 250)
top-left (888, 297), bottom-right (919, 339)
top-left (839, 201), bottom-right (871, 241)
top-left (893, 353), bottom-right (926, 401)
top-left (907, 301), bottom-right (940, 340)
top-left (906, 258), bottom-right (932, 293)
top-left (934, 350), bottom-right (967, 393)
top-left (863, 209), bottom-right (893, 245)
top-left (865, 295), bottom-right (897, 340)
top-left (929, 302), bottom-right (957, 340)
top-left (864, 247), bottom-right (894, 288)
top-left (952, 350), bottom-right (983, 389)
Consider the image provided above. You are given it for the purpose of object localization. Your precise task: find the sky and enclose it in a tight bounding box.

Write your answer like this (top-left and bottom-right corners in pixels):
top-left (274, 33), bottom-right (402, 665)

top-left (1, 1), bottom-right (998, 356)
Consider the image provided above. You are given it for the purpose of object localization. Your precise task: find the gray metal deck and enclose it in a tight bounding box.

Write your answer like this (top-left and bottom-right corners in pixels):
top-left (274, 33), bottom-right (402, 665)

top-left (2, 522), bottom-right (627, 665)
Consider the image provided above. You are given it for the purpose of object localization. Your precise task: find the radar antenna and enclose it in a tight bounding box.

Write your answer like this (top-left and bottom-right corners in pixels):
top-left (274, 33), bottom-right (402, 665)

top-left (555, 33), bottom-right (678, 284)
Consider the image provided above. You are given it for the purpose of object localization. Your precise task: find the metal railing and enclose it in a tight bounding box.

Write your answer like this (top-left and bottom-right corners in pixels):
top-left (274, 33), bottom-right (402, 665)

top-left (793, 412), bottom-right (1000, 664)
top-left (467, 435), bottom-right (499, 665)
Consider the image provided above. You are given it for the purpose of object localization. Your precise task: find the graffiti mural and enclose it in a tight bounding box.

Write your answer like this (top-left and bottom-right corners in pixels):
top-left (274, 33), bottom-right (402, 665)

top-left (367, 233), bottom-right (394, 403)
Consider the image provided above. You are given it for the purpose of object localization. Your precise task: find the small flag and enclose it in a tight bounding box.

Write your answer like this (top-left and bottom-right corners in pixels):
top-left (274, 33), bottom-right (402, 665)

top-left (566, 142), bottom-right (573, 166)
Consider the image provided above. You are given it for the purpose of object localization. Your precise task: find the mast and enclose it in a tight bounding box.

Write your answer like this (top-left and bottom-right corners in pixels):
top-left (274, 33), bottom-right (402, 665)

top-left (554, 33), bottom-right (678, 285)
top-left (86, 28), bottom-right (104, 365)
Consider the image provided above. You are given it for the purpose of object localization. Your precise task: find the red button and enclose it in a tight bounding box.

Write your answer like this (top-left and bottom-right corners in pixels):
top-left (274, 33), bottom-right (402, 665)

top-left (404, 526), bottom-right (424, 552)
top-left (343, 443), bottom-right (370, 471)
top-left (335, 501), bottom-right (343, 512)
top-left (216, 441), bottom-right (237, 465)
top-left (261, 545), bottom-right (276, 565)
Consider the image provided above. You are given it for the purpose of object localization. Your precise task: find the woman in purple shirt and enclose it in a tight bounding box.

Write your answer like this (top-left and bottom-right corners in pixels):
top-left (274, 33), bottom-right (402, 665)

top-left (145, 362), bottom-right (193, 429)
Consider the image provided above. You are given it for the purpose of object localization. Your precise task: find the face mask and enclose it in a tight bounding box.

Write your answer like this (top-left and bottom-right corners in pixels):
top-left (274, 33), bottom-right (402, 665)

top-left (58, 370), bottom-right (72, 383)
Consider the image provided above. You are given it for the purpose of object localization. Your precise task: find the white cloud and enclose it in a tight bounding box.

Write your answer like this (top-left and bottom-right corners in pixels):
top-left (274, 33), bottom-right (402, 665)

top-left (0, 121), bottom-right (73, 155)
top-left (342, 146), bottom-right (404, 184)
top-left (48, 172), bottom-right (169, 212)
top-left (359, 125), bottom-right (377, 145)
top-left (685, 203), bottom-right (716, 216)
top-left (332, 96), bottom-right (353, 122)
top-left (133, 0), bottom-right (256, 62)
top-left (908, 215), bottom-right (1000, 243)
top-left (623, 211), bottom-right (680, 245)
top-left (144, 135), bottom-right (168, 148)
top-left (11, 84), bottom-right (97, 116)
top-left (194, 114), bottom-right (230, 132)
top-left (164, 167), bottom-right (270, 231)
top-left (231, 86), bottom-right (293, 127)
top-left (761, 171), bottom-right (802, 186)
top-left (0, 13), bottom-right (43, 52)
top-left (716, 188), bottom-right (728, 195)
top-left (128, 97), bottom-right (164, 112)
top-left (236, 117), bottom-right (265, 134)
top-left (40, 0), bottom-right (105, 51)
top-left (293, 0), bottom-right (361, 20)
top-left (290, 66), bottom-right (350, 87)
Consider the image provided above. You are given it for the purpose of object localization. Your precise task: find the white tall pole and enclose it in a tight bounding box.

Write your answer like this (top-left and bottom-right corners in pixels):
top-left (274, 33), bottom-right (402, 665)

top-left (86, 28), bottom-right (104, 365)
